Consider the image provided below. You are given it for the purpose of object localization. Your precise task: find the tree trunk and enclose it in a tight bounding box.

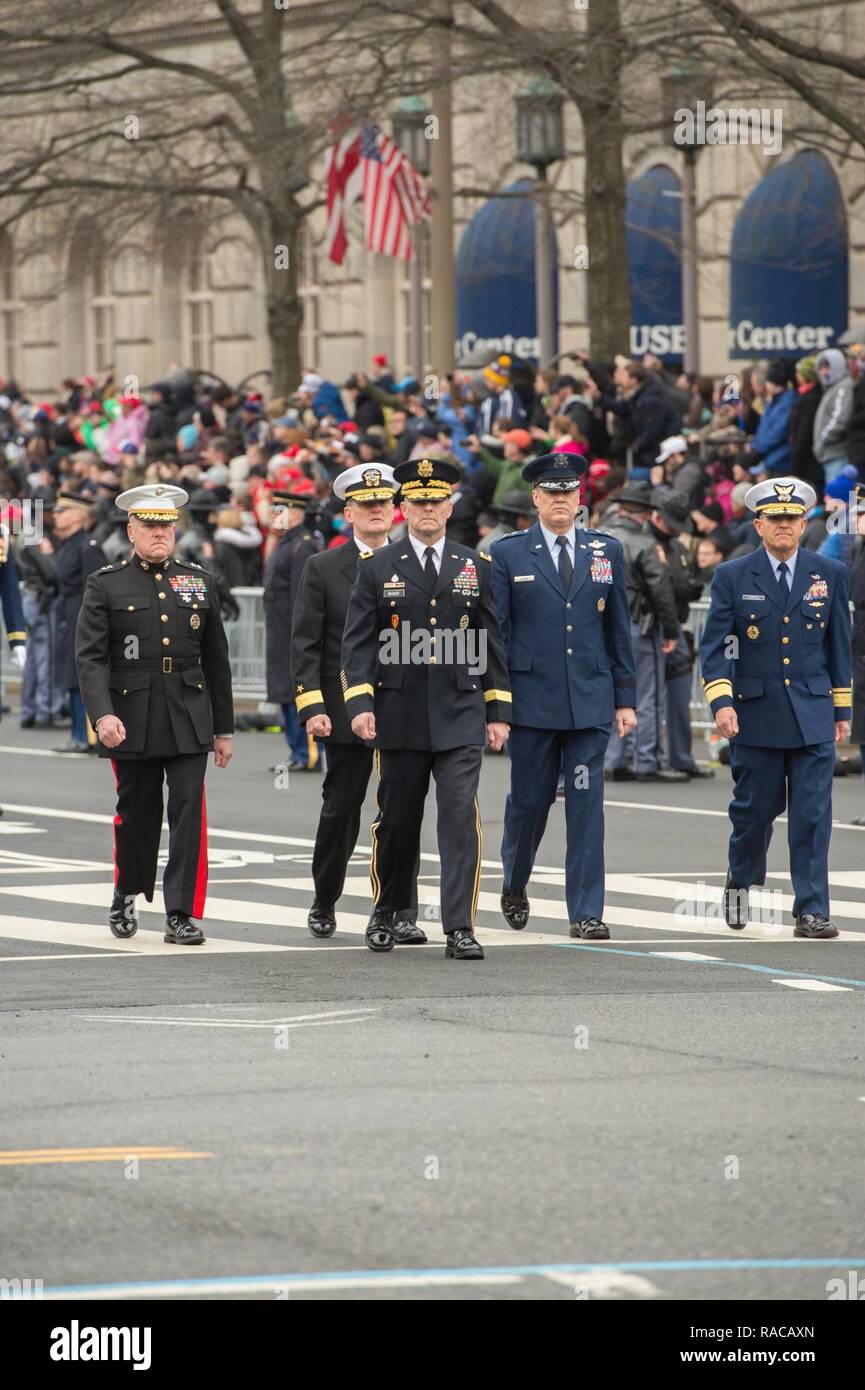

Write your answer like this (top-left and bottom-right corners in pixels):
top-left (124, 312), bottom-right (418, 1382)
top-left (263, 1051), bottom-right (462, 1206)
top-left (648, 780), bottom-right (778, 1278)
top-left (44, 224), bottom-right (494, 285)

top-left (571, 0), bottom-right (631, 361)
top-left (256, 197), bottom-right (303, 398)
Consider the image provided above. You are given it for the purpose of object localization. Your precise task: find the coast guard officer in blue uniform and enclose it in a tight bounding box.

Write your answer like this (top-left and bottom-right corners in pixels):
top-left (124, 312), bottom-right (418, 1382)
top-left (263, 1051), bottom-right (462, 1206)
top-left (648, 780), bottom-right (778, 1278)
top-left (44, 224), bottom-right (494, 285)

top-left (491, 452), bottom-right (637, 939)
top-left (700, 477), bottom-right (852, 938)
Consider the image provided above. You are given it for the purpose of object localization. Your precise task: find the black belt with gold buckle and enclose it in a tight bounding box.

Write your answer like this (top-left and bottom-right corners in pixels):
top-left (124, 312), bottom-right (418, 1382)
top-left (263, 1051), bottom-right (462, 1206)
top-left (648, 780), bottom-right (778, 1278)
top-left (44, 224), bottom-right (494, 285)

top-left (109, 658), bottom-right (202, 676)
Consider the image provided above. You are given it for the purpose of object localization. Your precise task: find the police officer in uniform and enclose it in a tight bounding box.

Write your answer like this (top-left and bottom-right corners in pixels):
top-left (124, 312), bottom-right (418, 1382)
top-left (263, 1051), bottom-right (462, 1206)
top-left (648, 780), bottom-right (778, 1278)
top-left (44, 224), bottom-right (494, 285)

top-left (700, 477), bottom-right (852, 937)
top-left (263, 488), bottom-right (321, 770)
top-left (491, 452), bottom-right (636, 940)
top-left (52, 493), bottom-right (105, 753)
top-left (341, 457), bottom-right (512, 960)
top-left (291, 462), bottom-right (423, 941)
top-left (0, 512), bottom-right (27, 816)
top-left (76, 485), bottom-right (234, 944)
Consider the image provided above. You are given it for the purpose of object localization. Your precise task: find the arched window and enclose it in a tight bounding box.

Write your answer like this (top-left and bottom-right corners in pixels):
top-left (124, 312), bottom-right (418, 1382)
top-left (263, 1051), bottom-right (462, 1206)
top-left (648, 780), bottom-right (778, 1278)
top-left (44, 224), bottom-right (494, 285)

top-left (0, 233), bottom-right (21, 379)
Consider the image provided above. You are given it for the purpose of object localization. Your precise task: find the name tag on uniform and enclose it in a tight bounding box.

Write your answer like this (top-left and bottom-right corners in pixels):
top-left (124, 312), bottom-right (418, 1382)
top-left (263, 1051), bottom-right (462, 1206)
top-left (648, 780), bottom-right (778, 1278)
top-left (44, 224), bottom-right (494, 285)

top-left (591, 557), bottom-right (613, 584)
top-left (513, 575), bottom-right (534, 582)
top-left (741, 594), bottom-right (765, 601)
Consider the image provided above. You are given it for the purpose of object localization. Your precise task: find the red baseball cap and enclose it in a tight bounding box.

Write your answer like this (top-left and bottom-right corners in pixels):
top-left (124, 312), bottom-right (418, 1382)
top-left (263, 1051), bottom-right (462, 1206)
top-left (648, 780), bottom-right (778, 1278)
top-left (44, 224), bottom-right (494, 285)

top-left (502, 428), bottom-right (532, 452)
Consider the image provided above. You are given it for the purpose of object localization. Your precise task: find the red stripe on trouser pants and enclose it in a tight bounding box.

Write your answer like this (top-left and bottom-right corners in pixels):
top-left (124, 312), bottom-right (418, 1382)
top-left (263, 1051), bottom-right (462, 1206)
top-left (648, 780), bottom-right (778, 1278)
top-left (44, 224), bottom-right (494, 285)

top-left (192, 787), bottom-right (208, 918)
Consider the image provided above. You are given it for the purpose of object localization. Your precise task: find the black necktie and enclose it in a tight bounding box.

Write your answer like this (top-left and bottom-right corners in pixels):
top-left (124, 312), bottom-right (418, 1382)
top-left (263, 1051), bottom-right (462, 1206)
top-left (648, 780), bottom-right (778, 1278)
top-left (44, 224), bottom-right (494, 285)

top-left (777, 561), bottom-right (790, 602)
top-left (423, 545), bottom-right (438, 590)
top-left (555, 535), bottom-right (573, 591)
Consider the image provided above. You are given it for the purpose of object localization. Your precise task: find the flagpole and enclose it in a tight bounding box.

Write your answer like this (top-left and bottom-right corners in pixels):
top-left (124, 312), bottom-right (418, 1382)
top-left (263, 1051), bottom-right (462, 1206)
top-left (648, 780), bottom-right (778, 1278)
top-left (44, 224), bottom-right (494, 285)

top-left (428, 3), bottom-right (456, 376)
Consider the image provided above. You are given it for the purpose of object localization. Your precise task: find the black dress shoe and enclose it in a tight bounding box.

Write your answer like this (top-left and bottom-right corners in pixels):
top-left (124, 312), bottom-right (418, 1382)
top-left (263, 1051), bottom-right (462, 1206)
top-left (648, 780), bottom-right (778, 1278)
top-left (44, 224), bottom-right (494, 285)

top-left (393, 919), bottom-right (428, 945)
top-left (569, 918), bottom-right (610, 939)
top-left (365, 908), bottom-right (396, 952)
top-left (724, 871), bottom-right (748, 929)
top-left (604, 766), bottom-right (636, 782)
top-left (634, 769), bottom-right (690, 783)
top-left (682, 765), bottom-right (716, 779)
top-left (108, 891), bottom-right (138, 939)
top-left (794, 914), bottom-right (839, 939)
top-left (851, 816), bottom-right (865, 827)
top-left (307, 900), bottom-right (336, 938)
top-left (445, 928), bottom-right (484, 960)
top-left (53, 740), bottom-right (90, 754)
top-left (501, 884), bottom-right (529, 930)
top-left (164, 911), bottom-right (205, 945)
top-left (20, 716), bottom-right (35, 729)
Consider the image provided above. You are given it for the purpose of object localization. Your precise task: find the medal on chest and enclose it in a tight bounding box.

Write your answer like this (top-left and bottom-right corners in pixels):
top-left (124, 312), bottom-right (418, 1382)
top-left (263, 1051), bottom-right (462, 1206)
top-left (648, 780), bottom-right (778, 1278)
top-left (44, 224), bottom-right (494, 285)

top-left (453, 559), bottom-right (479, 596)
top-left (169, 573), bottom-right (208, 603)
top-left (591, 556), bottom-right (613, 584)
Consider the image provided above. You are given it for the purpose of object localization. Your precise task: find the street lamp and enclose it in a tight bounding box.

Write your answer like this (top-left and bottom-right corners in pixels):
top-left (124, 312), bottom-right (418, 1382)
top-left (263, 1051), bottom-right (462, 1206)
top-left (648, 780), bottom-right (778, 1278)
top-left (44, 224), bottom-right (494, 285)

top-left (393, 97), bottom-right (431, 380)
top-left (515, 77), bottom-right (564, 367)
top-left (661, 61), bottom-right (713, 373)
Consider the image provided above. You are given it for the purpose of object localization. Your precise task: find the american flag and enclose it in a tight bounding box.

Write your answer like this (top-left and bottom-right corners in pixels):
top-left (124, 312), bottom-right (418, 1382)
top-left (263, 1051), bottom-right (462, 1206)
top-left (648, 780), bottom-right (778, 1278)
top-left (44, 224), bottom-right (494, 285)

top-left (325, 122), bottom-right (430, 265)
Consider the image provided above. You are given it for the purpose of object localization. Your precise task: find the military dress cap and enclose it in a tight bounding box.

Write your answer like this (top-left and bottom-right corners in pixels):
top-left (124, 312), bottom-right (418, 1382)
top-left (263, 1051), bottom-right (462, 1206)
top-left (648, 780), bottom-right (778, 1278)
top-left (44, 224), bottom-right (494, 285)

top-left (393, 456), bottom-right (461, 501)
top-left (521, 451), bottom-right (587, 490)
top-left (333, 462), bottom-right (397, 503)
top-left (271, 486), bottom-right (315, 508)
top-left (116, 483), bottom-right (189, 521)
top-left (55, 490), bottom-right (96, 513)
top-left (744, 476), bottom-right (816, 517)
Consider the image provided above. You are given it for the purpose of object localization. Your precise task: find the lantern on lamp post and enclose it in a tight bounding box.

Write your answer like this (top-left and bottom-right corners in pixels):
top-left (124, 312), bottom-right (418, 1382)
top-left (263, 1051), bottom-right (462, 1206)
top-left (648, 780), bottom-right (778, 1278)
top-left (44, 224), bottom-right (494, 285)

top-left (515, 77), bottom-right (564, 366)
top-left (394, 98), bottom-right (431, 381)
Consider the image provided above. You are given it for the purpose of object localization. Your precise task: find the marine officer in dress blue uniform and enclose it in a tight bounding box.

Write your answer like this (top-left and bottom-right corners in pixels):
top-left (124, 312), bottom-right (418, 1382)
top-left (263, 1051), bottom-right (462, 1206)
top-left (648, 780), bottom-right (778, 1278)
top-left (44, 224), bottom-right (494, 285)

top-left (700, 477), bottom-right (852, 938)
top-left (491, 452), bottom-right (637, 939)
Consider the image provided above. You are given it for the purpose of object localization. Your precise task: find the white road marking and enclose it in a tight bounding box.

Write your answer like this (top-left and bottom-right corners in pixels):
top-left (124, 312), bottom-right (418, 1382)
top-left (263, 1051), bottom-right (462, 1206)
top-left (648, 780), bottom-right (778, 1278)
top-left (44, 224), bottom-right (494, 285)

top-left (79, 1013), bottom-right (377, 1031)
top-left (772, 979), bottom-right (851, 992)
top-left (0, 913), bottom-right (290, 955)
top-left (0, 823), bottom-right (44, 835)
top-left (540, 1269), bottom-right (660, 1298)
top-left (40, 1273), bottom-right (523, 1300)
top-left (650, 951), bottom-right (724, 961)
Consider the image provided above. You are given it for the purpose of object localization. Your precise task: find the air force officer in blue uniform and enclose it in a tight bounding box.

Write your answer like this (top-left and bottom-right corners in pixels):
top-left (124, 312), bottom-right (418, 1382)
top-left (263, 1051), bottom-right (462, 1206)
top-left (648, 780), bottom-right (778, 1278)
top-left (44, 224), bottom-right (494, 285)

top-left (700, 477), bottom-right (852, 938)
top-left (491, 453), bottom-right (637, 939)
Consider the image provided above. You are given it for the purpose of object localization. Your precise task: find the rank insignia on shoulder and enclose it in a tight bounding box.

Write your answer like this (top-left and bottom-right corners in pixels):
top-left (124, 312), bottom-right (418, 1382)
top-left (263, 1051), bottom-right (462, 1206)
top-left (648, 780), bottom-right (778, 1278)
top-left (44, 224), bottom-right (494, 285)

top-left (296, 683), bottom-right (304, 693)
top-left (478, 551), bottom-right (491, 562)
top-left (360, 550), bottom-right (373, 559)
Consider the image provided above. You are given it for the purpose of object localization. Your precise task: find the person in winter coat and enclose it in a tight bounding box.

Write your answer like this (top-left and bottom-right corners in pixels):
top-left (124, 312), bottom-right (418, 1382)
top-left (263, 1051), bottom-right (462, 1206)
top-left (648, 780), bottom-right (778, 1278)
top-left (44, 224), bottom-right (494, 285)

top-left (848, 490), bottom-right (865, 824)
top-left (748, 360), bottom-right (795, 475)
top-left (788, 355), bottom-right (824, 492)
top-left (594, 362), bottom-right (682, 479)
top-left (104, 395), bottom-right (149, 465)
top-left (813, 348), bottom-right (854, 483)
top-left (344, 375), bottom-right (385, 432)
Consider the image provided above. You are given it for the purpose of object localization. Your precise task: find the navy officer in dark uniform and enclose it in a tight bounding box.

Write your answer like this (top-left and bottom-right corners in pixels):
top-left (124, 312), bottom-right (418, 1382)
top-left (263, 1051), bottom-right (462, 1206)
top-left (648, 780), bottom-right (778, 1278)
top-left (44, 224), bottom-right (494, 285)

top-left (291, 462), bottom-right (422, 942)
top-left (341, 457), bottom-right (512, 960)
top-left (264, 488), bottom-right (321, 771)
top-left (700, 477), bottom-right (852, 938)
top-left (491, 451), bottom-right (636, 940)
top-left (0, 510), bottom-right (27, 816)
top-left (76, 485), bottom-right (235, 945)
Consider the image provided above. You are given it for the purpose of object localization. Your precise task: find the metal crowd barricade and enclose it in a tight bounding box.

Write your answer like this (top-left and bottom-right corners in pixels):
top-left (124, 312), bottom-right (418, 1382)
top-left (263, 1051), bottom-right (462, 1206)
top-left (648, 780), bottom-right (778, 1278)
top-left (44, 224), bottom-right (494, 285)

top-left (224, 587), bottom-right (267, 700)
top-left (686, 597), bottom-right (712, 731)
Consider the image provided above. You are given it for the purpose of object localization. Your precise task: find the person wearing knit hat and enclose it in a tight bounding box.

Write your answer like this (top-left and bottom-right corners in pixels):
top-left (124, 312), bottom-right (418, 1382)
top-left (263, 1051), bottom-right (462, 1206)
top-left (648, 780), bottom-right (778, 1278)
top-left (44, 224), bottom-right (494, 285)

top-left (789, 355), bottom-right (825, 494)
top-left (75, 477), bottom-right (235, 945)
top-left (477, 353), bottom-right (528, 435)
top-left (748, 359), bottom-right (796, 476)
top-left (700, 473), bottom-right (852, 938)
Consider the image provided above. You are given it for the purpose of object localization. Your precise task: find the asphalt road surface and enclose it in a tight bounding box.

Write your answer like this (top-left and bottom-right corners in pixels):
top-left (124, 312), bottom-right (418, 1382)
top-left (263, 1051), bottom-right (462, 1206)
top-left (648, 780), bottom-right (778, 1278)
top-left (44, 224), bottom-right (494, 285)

top-left (2, 720), bottom-right (865, 1302)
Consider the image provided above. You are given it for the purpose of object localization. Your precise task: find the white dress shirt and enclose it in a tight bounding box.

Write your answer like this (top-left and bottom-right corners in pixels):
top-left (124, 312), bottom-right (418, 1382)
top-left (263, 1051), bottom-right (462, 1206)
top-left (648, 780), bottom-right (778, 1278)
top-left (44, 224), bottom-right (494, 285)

top-left (409, 532), bottom-right (446, 573)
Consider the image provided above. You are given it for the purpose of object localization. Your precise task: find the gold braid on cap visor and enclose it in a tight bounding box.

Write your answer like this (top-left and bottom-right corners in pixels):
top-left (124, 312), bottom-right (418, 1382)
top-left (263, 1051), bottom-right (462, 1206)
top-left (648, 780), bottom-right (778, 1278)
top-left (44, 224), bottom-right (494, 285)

top-left (128, 508), bottom-right (180, 521)
top-left (345, 487), bottom-right (398, 502)
top-left (756, 503), bottom-right (806, 516)
top-left (399, 481), bottom-right (453, 500)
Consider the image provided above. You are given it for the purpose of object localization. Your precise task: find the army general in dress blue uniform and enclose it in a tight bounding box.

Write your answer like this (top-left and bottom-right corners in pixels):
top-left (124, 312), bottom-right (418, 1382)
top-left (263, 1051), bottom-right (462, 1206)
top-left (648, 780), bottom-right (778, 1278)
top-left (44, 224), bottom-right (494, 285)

top-left (700, 477), bottom-right (852, 938)
top-left (491, 452), bottom-right (637, 940)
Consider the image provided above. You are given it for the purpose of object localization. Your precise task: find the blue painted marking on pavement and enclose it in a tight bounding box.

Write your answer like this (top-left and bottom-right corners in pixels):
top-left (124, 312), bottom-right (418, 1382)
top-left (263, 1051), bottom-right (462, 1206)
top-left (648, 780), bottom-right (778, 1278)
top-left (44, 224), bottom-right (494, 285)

top-left (555, 942), bottom-right (865, 988)
top-left (38, 1256), bottom-right (865, 1296)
